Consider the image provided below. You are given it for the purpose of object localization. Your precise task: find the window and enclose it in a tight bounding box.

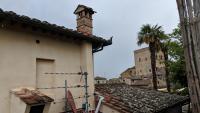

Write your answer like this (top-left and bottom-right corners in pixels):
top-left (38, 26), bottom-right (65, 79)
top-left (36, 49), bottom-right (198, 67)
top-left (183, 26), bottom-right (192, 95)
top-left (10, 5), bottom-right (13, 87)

top-left (149, 69), bottom-right (151, 72)
top-left (139, 58), bottom-right (141, 62)
top-left (161, 55), bottom-right (163, 60)
top-left (30, 105), bottom-right (45, 113)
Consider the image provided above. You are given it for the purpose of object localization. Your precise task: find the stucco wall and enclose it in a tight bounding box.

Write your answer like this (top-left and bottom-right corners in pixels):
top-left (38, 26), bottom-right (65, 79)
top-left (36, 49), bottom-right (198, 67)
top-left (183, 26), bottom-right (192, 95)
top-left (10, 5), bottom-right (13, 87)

top-left (100, 104), bottom-right (120, 113)
top-left (10, 93), bottom-right (27, 113)
top-left (0, 29), bottom-right (95, 113)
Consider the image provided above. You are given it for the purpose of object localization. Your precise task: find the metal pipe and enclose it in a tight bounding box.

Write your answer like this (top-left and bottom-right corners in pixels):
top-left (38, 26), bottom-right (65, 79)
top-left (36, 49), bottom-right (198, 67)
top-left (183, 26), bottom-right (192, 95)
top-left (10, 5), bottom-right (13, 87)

top-left (95, 96), bottom-right (104, 113)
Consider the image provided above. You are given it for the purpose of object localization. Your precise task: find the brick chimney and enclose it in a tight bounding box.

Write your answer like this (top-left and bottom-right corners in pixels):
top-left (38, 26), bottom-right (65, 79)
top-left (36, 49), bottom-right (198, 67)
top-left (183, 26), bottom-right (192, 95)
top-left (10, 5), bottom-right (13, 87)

top-left (74, 5), bottom-right (96, 35)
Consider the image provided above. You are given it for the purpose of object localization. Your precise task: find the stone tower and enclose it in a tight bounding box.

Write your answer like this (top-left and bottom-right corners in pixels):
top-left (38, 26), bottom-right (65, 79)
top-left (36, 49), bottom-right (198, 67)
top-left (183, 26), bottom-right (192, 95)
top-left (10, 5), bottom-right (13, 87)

top-left (74, 5), bottom-right (96, 35)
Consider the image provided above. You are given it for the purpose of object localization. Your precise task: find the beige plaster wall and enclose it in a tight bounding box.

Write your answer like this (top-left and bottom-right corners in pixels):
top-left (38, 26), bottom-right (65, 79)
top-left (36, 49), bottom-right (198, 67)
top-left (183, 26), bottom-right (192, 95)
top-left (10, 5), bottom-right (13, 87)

top-left (0, 29), bottom-right (95, 113)
top-left (10, 93), bottom-right (27, 113)
top-left (100, 104), bottom-right (120, 113)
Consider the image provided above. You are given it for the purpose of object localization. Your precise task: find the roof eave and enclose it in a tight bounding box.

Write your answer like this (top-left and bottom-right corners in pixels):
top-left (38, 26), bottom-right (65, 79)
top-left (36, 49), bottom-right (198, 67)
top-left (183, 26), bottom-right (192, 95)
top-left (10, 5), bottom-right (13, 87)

top-left (0, 8), bottom-right (112, 50)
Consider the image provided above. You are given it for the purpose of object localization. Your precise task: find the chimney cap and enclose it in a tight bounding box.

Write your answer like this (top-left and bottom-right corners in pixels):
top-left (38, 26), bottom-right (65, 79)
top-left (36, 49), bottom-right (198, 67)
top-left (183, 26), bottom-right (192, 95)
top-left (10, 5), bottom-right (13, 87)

top-left (74, 4), bottom-right (96, 14)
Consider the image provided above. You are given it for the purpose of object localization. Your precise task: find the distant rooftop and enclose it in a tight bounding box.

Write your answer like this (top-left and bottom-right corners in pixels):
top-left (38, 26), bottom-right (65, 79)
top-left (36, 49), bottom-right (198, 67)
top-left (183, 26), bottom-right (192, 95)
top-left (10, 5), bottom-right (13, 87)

top-left (134, 47), bottom-right (149, 53)
top-left (95, 76), bottom-right (107, 80)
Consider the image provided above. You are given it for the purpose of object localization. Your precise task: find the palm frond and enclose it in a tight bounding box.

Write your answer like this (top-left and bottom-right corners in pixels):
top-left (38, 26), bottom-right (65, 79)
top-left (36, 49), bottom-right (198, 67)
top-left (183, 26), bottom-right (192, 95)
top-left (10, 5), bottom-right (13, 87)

top-left (137, 24), bottom-right (166, 52)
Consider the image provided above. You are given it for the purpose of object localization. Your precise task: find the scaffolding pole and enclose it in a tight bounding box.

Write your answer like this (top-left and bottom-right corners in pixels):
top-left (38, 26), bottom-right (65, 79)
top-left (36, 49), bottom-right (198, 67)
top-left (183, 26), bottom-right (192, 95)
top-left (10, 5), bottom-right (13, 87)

top-left (65, 80), bottom-right (68, 113)
top-left (84, 72), bottom-right (89, 113)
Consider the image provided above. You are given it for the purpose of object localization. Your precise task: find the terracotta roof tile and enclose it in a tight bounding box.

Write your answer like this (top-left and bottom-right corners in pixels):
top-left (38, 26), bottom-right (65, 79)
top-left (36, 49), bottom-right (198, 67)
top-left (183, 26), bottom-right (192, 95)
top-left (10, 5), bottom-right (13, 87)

top-left (11, 88), bottom-right (54, 105)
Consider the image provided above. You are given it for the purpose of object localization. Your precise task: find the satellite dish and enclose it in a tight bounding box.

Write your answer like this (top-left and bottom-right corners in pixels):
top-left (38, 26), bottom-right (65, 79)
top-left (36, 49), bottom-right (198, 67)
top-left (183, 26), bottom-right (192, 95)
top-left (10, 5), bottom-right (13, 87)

top-left (67, 90), bottom-right (77, 113)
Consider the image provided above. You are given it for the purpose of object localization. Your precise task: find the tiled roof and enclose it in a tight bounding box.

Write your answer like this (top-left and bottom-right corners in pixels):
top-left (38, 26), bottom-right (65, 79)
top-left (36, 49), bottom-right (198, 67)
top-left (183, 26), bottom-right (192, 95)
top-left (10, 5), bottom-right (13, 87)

top-left (95, 76), bottom-right (107, 80)
top-left (95, 84), bottom-right (189, 113)
top-left (11, 88), bottom-right (54, 105)
top-left (0, 8), bottom-right (112, 51)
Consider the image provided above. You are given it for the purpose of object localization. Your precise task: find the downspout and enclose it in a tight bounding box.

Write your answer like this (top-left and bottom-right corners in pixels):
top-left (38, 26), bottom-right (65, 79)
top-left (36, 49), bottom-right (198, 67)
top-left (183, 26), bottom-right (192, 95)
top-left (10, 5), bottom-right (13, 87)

top-left (95, 96), bottom-right (104, 113)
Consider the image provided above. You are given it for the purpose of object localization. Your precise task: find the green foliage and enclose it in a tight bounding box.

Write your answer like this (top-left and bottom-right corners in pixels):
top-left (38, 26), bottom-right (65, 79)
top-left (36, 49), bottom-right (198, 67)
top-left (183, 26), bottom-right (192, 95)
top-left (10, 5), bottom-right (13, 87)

top-left (167, 25), bottom-right (187, 88)
top-left (137, 24), bottom-right (187, 90)
top-left (137, 24), bottom-right (165, 49)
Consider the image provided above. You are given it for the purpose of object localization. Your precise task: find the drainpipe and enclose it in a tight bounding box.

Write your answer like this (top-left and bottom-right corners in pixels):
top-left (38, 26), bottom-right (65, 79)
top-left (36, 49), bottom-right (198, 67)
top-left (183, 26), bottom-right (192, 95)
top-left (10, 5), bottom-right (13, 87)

top-left (95, 96), bottom-right (104, 113)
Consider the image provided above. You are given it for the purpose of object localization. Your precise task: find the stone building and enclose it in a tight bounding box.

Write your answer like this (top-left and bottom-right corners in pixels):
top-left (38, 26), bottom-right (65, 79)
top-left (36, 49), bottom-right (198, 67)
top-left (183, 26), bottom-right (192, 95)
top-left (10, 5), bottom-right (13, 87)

top-left (95, 84), bottom-right (189, 113)
top-left (134, 47), bottom-right (166, 88)
top-left (94, 76), bottom-right (107, 84)
top-left (120, 66), bottom-right (136, 79)
top-left (134, 47), bottom-right (165, 76)
top-left (120, 66), bottom-right (149, 86)
top-left (0, 5), bottom-right (112, 113)
top-left (120, 66), bottom-right (136, 85)
top-left (120, 47), bottom-right (166, 88)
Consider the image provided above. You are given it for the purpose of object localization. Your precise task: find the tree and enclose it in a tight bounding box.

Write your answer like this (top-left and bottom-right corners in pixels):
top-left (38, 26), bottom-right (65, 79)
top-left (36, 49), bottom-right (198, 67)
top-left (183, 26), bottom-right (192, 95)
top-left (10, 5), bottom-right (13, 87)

top-left (160, 40), bottom-right (171, 92)
top-left (137, 24), bottom-right (165, 90)
top-left (168, 26), bottom-right (187, 88)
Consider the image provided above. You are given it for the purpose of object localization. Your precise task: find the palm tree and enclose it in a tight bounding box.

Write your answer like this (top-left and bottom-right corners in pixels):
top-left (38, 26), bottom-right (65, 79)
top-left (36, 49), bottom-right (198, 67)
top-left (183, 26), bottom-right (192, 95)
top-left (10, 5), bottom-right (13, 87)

top-left (160, 41), bottom-right (171, 92)
top-left (137, 24), bottom-right (165, 90)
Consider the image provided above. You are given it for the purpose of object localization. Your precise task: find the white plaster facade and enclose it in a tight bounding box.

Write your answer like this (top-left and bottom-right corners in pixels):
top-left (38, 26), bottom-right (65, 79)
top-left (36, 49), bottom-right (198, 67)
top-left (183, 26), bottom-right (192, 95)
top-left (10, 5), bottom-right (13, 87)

top-left (0, 28), bottom-right (95, 113)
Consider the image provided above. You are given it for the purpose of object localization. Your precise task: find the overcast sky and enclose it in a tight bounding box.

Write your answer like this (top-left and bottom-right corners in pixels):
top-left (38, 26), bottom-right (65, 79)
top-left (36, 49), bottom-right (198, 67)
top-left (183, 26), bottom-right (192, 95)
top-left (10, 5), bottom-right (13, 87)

top-left (0, 0), bottom-right (179, 79)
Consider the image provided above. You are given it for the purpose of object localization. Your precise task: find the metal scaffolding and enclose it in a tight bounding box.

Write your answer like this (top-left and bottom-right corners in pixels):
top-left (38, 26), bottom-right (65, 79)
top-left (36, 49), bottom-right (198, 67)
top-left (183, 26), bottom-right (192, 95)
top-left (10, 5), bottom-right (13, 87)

top-left (37, 71), bottom-right (90, 113)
